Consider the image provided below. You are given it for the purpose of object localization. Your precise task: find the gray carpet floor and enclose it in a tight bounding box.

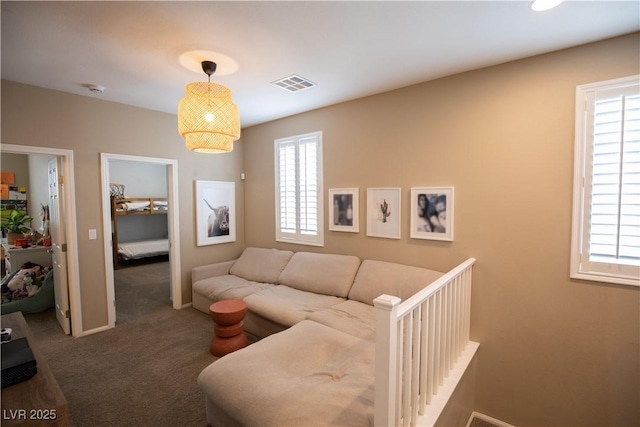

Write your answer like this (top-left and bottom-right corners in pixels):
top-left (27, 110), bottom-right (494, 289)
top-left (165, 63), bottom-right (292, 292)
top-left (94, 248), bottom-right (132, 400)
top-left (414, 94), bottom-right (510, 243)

top-left (113, 257), bottom-right (172, 325)
top-left (23, 260), bottom-right (217, 426)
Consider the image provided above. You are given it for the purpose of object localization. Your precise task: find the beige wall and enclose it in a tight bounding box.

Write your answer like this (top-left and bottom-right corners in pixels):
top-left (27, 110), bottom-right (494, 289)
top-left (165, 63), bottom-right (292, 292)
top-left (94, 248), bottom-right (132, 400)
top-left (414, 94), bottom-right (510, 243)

top-left (241, 33), bottom-right (640, 426)
top-left (1, 153), bottom-right (29, 187)
top-left (1, 83), bottom-right (246, 331)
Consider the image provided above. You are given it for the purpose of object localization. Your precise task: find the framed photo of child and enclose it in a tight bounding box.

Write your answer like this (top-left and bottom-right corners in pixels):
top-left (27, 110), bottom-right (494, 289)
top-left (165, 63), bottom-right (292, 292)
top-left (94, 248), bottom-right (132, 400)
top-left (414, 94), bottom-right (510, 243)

top-left (410, 187), bottom-right (454, 241)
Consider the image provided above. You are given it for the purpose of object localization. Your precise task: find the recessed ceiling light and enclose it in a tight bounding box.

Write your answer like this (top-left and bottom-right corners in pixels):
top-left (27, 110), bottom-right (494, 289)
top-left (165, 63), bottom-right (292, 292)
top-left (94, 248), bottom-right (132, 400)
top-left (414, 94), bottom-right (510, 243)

top-left (272, 74), bottom-right (316, 93)
top-left (530, 0), bottom-right (563, 12)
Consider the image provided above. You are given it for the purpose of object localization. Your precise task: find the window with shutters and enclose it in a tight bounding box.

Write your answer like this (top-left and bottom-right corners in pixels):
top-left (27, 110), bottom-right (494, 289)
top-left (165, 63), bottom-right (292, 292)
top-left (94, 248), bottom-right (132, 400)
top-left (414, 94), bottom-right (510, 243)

top-left (571, 75), bottom-right (640, 287)
top-left (274, 131), bottom-right (324, 246)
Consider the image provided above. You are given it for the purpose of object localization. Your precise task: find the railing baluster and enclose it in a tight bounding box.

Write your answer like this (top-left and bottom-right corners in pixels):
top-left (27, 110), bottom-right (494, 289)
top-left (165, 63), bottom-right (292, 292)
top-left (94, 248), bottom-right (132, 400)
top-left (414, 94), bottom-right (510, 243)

top-left (464, 272), bottom-right (469, 342)
top-left (396, 318), bottom-right (404, 425)
top-left (443, 283), bottom-right (449, 374)
top-left (449, 283), bottom-right (454, 373)
top-left (411, 307), bottom-right (421, 425)
top-left (419, 300), bottom-right (428, 413)
top-left (453, 275), bottom-right (461, 360)
top-left (435, 289), bottom-right (443, 387)
top-left (426, 295), bottom-right (435, 404)
top-left (402, 315), bottom-right (411, 427)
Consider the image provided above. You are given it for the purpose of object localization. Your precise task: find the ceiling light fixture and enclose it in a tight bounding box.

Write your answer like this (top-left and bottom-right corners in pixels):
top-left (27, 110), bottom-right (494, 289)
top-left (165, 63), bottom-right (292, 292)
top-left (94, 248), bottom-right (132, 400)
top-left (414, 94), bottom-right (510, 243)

top-left (529, 0), bottom-right (563, 12)
top-left (178, 61), bottom-right (240, 153)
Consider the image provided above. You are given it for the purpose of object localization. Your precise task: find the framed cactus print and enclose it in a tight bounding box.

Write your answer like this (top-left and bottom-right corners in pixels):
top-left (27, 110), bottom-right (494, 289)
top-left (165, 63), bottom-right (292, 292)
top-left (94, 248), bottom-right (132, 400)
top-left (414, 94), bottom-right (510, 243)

top-left (366, 188), bottom-right (401, 239)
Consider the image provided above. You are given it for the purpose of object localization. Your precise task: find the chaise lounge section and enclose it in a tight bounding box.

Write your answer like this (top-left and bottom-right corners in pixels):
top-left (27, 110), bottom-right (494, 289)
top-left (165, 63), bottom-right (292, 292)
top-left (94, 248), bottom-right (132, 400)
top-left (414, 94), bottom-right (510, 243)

top-left (200, 319), bottom-right (376, 426)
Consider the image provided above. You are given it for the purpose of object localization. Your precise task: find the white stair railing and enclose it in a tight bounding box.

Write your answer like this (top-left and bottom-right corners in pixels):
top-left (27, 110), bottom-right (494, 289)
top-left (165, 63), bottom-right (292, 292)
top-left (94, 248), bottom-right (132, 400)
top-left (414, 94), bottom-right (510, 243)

top-left (374, 258), bottom-right (478, 427)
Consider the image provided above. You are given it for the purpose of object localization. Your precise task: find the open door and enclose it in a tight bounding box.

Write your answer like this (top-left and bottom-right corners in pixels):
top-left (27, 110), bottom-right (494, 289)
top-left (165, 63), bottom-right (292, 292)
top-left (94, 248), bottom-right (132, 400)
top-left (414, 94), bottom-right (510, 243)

top-left (48, 158), bottom-right (71, 335)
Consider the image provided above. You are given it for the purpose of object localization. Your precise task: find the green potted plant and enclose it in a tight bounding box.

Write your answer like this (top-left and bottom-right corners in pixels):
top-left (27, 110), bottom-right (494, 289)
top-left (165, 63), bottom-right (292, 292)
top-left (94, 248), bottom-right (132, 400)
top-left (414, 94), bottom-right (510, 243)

top-left (1, 210), bottom-right (33, 244)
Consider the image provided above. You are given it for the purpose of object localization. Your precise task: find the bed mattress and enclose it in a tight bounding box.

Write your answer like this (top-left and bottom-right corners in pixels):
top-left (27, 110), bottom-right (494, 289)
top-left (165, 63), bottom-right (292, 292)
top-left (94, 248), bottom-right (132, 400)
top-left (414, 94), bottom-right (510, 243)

top-left (117, 238), bottom-right (169, 260)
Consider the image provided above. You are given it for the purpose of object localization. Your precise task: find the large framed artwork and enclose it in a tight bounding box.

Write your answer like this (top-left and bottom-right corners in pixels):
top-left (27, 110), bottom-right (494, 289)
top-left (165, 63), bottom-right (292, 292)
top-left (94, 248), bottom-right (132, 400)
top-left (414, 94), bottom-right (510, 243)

top-left (366, 187), bottom-right (401, 239)
top-left (410, 186), bottom-right (454, 241)
top-left (328, 188), bottom-right (359, 233)
top-left (195, 180), bottom-right (236, 246)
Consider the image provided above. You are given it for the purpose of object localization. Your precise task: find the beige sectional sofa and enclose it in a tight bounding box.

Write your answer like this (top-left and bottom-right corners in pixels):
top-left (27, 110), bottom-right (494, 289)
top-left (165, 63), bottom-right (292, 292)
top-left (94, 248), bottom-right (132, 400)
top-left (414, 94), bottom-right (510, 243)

top-left (192, 247), bottom-right (444, 426)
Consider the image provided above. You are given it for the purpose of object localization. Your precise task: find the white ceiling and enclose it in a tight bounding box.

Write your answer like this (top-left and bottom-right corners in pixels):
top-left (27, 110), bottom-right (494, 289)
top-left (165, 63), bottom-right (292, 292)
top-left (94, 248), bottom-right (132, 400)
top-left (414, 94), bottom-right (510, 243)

top-left (2, 1), bottom-right (638, 128)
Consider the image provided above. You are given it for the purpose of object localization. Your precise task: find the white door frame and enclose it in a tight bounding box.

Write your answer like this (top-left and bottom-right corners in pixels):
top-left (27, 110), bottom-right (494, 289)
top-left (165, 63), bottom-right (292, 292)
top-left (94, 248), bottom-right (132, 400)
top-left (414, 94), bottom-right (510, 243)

top-left (2, 144), bottom-right (83, 337)
top-left (100, 153), bottom-right (181, 327)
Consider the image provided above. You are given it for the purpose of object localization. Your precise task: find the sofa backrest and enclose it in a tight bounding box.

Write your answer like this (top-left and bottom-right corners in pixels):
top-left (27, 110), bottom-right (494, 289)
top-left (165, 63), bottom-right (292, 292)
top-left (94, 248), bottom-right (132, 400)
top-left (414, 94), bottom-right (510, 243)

top-left (277, 252), bottom-right (361, 298)
top-left (229, 247), bottom-right (294, 284)
top-left (348, 260), bottom-right (444, 305)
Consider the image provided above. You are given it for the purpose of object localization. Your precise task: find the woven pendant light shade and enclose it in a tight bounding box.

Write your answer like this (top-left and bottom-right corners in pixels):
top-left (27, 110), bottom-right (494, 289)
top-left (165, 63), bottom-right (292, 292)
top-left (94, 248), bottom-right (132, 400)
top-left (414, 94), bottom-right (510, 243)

top-left (178, 81), bottom-right (241, 153)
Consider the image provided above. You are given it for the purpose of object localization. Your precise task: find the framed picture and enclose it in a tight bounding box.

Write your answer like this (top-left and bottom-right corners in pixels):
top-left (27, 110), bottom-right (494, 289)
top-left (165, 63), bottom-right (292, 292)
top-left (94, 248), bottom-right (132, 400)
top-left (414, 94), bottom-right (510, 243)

top-left (328, 188), bottom-right (359, 233)
top-left (366, 188), bottom-right (401, 239)
top-left (195, 180), bottom-right (236, 246)
top-left (410, 187), bottom-right (454, 241)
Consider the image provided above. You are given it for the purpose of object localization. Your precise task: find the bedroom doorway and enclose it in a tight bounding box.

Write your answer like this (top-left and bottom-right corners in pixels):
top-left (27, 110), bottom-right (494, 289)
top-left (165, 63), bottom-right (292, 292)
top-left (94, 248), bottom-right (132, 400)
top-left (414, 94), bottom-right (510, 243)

top-left (100, 153), bottom-right (182, 328)
top-left (1, 144), bottom-right (82, 336)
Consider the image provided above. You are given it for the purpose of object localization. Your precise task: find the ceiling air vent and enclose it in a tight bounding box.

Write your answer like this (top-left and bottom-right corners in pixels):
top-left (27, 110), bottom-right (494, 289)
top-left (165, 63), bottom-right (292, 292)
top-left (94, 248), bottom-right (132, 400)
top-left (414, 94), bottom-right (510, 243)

top-left (272, 74), bottom-right (316, 93)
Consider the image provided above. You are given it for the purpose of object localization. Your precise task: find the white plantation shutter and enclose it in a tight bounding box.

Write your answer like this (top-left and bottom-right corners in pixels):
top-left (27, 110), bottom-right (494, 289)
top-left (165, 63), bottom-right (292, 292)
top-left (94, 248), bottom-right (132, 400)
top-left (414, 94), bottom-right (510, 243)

top-left (299, 136), bottom-right (319, 235)
top-left (275, 132), bottom-right (324, 246)
top-left (590, 92), bottom-right (640, 263)
top-left (572, 75), bottom-right (640, 286)
top-left (279, 142), bottom-right (297, 234)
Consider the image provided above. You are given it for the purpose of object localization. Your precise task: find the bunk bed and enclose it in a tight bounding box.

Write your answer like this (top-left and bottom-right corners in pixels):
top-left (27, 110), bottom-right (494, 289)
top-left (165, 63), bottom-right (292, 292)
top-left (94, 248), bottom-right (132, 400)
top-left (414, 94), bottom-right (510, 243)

top-left (110, 196), bottom-right (169, 269)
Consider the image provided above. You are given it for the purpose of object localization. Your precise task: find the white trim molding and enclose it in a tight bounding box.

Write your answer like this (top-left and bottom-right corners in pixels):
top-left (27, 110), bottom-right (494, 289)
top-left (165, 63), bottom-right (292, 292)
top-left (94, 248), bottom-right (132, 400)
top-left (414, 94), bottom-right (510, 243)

top-left (1, 144), bottom-right (84, 337)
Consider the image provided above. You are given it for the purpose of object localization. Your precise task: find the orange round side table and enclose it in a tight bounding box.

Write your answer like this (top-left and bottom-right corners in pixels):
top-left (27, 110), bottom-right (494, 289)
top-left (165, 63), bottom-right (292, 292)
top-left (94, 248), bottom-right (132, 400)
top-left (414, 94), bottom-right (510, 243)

top-left (208, 300), bottom-right (249, 357)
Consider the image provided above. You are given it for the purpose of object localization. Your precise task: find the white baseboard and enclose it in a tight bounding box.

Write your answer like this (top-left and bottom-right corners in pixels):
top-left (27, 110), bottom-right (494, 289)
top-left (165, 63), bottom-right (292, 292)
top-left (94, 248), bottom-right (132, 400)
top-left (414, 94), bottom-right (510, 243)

top-left (466, 411), bottom-right (516, 427)
top-left (181, 302), bottom-right (193, 309)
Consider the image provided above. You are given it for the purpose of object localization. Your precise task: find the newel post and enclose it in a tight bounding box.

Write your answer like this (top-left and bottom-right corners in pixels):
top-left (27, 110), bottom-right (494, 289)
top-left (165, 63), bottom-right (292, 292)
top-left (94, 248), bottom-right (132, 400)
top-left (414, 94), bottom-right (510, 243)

top-left (374, 294), bottom-right (402, 427)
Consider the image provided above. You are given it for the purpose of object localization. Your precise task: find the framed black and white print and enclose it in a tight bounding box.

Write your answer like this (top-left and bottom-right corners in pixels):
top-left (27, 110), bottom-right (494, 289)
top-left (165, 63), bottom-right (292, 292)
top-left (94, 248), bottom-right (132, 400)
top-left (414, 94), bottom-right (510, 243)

top-left (328, 188), bottom-right (359, 233)
top-left (410, 187), bottom-right (454, 241)
top-left (366, 188), bottom-right (401, 239)
top-left (195, 180), bottom-right (236, 246)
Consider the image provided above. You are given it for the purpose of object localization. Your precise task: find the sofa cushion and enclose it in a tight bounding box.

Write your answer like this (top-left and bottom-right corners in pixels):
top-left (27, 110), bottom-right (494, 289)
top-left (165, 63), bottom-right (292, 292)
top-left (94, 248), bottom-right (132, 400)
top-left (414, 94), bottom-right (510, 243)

top-left (193, 275), bottom-right (273, 302)
top-left (198, 320), bottom-right (374, 427)
top-left (306, 300), bottom-right (376, 341)
top-left (348, 259), bottom-right (444, 305)
top-left (229, 247), bottom-right (294, 284)
top-left (277, 252), bottom-right (361, 297)
top-left (244, 285), bottom-right (345, 327)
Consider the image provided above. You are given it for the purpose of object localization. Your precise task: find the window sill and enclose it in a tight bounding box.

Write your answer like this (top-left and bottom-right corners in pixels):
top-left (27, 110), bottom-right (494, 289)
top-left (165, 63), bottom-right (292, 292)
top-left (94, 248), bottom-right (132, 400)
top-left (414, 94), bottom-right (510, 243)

top-left (570, 270), bottom-right (640, 288)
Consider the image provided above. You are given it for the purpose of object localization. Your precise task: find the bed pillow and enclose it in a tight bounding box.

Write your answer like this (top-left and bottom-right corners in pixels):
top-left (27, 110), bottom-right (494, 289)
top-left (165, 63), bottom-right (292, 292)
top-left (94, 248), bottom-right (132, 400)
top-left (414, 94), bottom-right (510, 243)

top-left (229, 247), bottom-right (294, 284)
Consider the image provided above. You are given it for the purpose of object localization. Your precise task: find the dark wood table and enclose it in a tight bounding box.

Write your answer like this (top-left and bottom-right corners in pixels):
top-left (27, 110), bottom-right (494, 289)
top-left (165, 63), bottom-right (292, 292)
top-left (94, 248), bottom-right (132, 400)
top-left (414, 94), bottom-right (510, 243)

top-left (1, 312), bottom-right (70, 426)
